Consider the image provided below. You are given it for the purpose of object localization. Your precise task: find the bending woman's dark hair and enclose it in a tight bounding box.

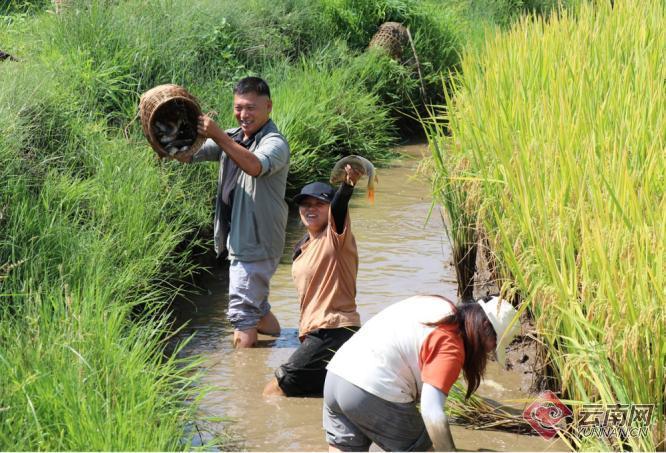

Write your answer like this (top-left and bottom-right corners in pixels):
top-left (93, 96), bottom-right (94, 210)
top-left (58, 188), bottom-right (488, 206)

top-left (427, 297), bottom-right (496, 399)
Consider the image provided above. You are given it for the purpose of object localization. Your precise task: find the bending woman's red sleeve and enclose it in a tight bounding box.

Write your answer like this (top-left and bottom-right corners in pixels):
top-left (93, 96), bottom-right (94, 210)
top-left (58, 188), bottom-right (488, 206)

top-left (419, 326), bottom-right (465, 395)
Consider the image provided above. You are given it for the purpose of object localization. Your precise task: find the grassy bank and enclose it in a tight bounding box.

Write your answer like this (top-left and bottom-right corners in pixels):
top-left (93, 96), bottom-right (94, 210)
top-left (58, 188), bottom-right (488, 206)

top-left (427, 1), bottom-right (665, 450)
top-left (0, 0), bottom-right (471, 448)
top-left (0, 64), bottom-right (205, 449)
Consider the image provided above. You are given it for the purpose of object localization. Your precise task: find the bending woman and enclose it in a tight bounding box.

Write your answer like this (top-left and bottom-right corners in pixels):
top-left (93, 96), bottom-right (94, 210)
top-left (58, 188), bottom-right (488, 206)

top-left (323, 295), bottom-right (520, 451)
top-left (263, 164), bottom-right (363, 397)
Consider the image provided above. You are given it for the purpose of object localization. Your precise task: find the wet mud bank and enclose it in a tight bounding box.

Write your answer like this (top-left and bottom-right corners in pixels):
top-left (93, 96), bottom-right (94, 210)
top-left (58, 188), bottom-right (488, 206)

top-left (471, 236), bottom-right (557, 396)
top-left (169, 143), bottom-right (568, 451)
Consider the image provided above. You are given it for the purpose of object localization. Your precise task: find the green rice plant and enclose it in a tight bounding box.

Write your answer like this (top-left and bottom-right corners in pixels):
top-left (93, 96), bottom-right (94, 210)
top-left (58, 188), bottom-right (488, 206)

top-left (427, 1), bottom-right (665, 449)
top-left (449, 0), bottom-right (579, 29)
top-left (423, 115), bottom-right (480, 302)
top-left (446, 382), bottom-right (534, 434)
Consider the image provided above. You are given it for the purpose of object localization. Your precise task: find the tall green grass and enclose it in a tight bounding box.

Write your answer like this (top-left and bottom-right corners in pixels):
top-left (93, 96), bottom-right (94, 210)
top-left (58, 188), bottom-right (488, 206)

top-left (0, 64), bottom-right (207, 449)
top-left (427, 1), bottom-right (665, 450)
top-left (273, 57), bottom-right (397, 190)
top-left (0, 0), bottom-right (51, 15)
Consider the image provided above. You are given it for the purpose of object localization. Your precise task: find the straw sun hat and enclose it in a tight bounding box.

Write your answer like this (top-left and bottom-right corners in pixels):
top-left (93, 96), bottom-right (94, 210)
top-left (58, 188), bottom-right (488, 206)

top-left (477, 297), bottom-right (521, 367)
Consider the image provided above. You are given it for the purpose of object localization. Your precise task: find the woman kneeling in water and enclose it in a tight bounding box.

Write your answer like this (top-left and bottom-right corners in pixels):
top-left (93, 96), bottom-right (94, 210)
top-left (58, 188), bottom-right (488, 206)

top-left (264, 164), bottom-right (363, 397)
top-left (323, 295), bottom-right (520, 451)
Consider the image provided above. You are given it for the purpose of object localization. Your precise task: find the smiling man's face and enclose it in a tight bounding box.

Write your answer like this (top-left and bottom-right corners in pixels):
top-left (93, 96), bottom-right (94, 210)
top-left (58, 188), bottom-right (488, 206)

top-left (233, 91), bottom-right (272, 140)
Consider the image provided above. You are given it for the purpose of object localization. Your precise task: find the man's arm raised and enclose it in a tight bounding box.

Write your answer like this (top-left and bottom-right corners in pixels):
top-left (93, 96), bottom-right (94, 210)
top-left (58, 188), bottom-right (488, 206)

top-left (197, 114), bottom-right (262, 176)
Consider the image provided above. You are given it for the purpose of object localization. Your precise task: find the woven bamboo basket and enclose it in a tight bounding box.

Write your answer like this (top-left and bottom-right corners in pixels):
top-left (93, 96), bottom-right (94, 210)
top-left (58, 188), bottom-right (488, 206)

top-left (139, 84), bottom-right (205, 159)
top-left (368, 22), bottom-right (409, 60)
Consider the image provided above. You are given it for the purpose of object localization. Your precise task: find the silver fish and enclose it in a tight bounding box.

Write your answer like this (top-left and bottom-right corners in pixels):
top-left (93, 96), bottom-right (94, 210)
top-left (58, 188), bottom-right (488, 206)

top-left (330, 155), bottom-right (378, 203)
top-left (154, 121), bottom-right (169, 133)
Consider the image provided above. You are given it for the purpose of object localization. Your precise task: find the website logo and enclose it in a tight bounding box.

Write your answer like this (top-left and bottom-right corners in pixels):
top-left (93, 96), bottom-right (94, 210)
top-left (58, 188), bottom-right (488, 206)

top-left (523, 390), bottom-right (572, 439)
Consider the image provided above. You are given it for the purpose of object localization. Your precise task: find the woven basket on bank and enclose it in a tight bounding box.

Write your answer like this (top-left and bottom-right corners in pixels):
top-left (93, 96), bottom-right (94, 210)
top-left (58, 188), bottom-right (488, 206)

top-left (368, 22), bottom-right (409, 60)
top-left (139, 84), bottom-right (205, 159)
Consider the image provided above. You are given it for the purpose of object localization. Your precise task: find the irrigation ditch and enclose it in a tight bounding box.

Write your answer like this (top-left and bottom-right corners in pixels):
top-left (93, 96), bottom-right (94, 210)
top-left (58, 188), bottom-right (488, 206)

top-left (167, 142), bottom-right (568, 451)
top-left (2, 1), bottom-right (662, 451)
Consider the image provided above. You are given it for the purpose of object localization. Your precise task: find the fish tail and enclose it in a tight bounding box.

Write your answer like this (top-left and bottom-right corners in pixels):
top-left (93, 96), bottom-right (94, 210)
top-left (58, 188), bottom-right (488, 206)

top-left (367, 188), bottom-right (375, 204)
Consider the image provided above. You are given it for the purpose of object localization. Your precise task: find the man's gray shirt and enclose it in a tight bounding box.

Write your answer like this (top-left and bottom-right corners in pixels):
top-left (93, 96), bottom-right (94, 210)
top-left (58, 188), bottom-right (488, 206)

top-left (191, 119), bottom-right (290, 262)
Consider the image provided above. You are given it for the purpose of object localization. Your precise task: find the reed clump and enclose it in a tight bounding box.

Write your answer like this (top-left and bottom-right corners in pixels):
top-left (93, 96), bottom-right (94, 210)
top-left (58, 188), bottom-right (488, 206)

top-left (427, 2), bottom-right (665, 450)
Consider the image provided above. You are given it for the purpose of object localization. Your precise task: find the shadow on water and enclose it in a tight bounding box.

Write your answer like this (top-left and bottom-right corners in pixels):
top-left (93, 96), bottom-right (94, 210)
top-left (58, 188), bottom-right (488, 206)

top-left (169, 143), bottom-right (568, 452)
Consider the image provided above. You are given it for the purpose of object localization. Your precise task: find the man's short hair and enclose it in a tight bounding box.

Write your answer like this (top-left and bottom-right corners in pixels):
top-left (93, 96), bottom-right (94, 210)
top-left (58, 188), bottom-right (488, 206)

top-left (233, 76), bottom-right (271, 99)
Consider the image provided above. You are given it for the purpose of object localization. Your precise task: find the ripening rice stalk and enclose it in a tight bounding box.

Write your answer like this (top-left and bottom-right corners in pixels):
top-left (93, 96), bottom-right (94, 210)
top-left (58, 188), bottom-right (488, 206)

top-left (446, 382), bottom-right (534, 434)
top-left (425, 119), bottom-right (480, 302)
top-left (427, 1), bottom-right (665, 450)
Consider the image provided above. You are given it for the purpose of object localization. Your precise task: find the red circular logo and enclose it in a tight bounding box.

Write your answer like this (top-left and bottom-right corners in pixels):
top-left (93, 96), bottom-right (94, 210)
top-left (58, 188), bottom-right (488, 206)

top-left (523, 390), bottom-right (572, 439)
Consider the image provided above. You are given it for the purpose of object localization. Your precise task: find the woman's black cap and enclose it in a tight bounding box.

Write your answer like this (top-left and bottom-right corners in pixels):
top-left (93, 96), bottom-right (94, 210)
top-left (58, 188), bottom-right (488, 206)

top-left (293, 182), bottom-right (335, 205)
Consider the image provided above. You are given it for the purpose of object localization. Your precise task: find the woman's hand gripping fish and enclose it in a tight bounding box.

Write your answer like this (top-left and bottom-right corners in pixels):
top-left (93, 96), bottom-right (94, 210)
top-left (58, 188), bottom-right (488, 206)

top-left (330, 155), bottom-right (378, 203)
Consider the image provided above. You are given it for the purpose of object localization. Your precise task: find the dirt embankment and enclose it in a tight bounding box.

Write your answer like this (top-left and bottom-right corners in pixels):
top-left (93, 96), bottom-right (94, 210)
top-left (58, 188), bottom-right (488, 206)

top-left (471, 240), bottom-right (556, 395)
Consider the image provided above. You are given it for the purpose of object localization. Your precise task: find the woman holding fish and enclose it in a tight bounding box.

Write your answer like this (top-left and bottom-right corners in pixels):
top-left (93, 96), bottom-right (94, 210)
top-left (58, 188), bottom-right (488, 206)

top-left (263, 160), bottom-right (372, 397)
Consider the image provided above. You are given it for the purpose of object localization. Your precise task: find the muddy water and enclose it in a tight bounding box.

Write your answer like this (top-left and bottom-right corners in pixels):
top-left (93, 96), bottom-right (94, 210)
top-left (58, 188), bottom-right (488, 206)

top-left (171, 144), bottom-right (567, 452)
